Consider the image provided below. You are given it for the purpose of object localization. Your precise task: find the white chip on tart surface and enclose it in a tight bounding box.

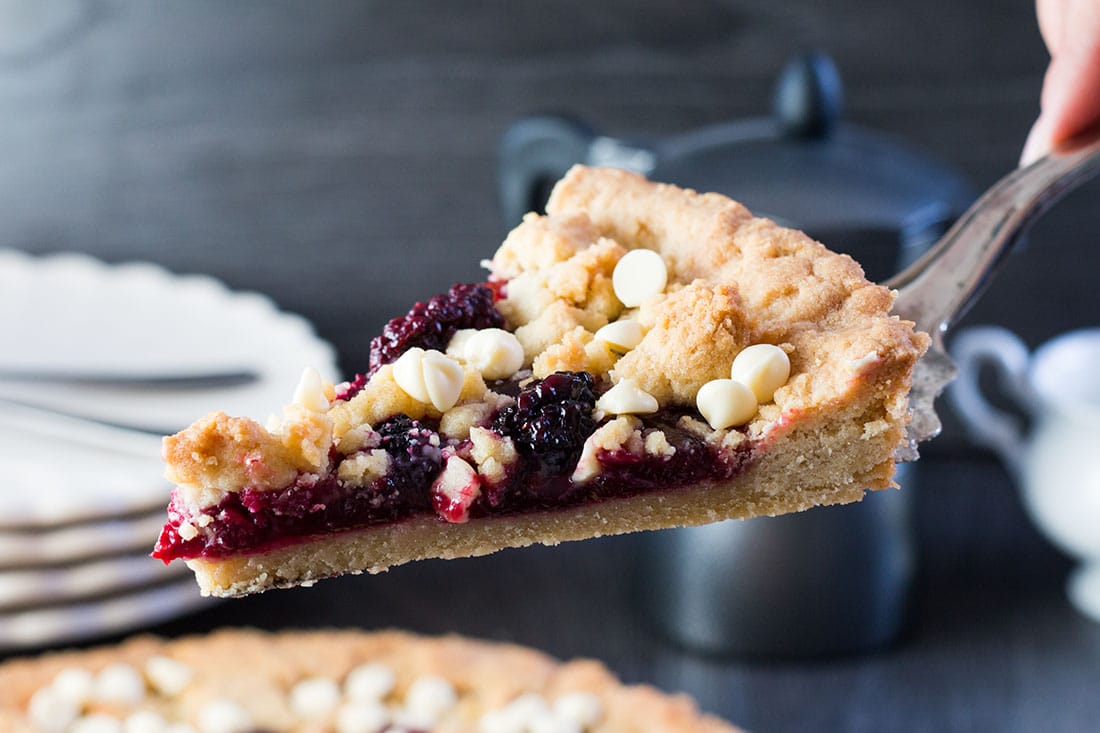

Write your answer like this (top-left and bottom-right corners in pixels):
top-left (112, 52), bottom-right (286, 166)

top-left (696, 379), bottom-right (758, 431)
top-left (612, 248), bottom-right (668, 307)
top-left (392, 347), bottom-right (465, 411)
top-left (594, 319), bottom-right (645, 352)
top-left (729, 344), bottom-right (790, 403)
top-left (596, 377), bottom-right (659, 415)
top-left (462, 328), bottom-right (525, 380)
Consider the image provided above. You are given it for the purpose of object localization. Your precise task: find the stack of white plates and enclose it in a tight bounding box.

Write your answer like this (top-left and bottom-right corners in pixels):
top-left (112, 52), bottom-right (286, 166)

top-left (0, 250), bottom-right (340, 651)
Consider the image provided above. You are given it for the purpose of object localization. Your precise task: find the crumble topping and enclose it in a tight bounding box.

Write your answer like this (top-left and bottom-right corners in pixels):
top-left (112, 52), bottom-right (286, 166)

top-left (531, 324), bottom-right (617, 378)
top-left (613, 281), bottom-right (752, 405)
top-left (3, 631), bottom-right (736, 733)
top-left (488, 210), bottom-right (599, 280)
top-left (164, 412), bottom-right (302, 499)
top-left (644, 430), bottom-right (676, 458)
top-left (513, 300), bottom-right (608, 365)
top-left (572, 417), bottom-right (644, 483)
top-left (336, 450), bottom-right (391, 486)
top-left (468, 426), bottom-right (518, 486)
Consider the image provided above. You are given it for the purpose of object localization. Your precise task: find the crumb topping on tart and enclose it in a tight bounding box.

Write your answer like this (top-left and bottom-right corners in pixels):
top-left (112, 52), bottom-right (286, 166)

top-left (0, 630), bottom-right (739, 733)
top-left (154, 165), bottom-right (929, 587)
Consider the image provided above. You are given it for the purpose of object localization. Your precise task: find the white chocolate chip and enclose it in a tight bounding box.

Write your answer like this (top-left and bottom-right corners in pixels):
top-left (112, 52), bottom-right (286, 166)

top-left (52, 667), bottom-right (95, 704)
top-left (344, 662), bottom-right (396, 701)
top-left (480, 693), bottom-right (552, 733)
top-left (145, 656), bottom-right (193, 697)
top-left (531, 715), bottom-right (583, 733)
top-left (463, 328), bottom-right (525, 380)
top-left (596, 377), bottom-right (659, 415)
top-left (554, 692), bottom-right (603, 728)
top-left (393, 347), bottom-right (431, 403)
top-left (197, 700), bottom-right (253, 733)
top-left (421, 351), bottom-right (465, 411)
top-left (594, 319), bottom-right (644, 352)
top-left (336, 700), bottom-right (390, 733)
top-left (729, 344), bottom-right (790, 403)
top-left (71, 714), bottom-right (123, 733)
top-left (696, 379), bottom-right (758, 430)
top-left (612, 249), bottom-right (668, 307)
top-left (93, 664), bottom-right (146, 705)
top-left (445, 328), bottom-right (478, 360)
top-left (166, 725), bottom-right (197, 733)
top-left (293, 367), bottom-right (330, 413)
top-left (400, 675), bottom-right (458, 727)
top-left (27, 687), bottom-right (80, 733)
top-left (176, 521), bottom-right (200, 541)
top-left (430, 454), bottom-right (482, 523)
top-left (289, 676), bottom-right (341, 719)
top-left (124, 711), bottom-right (169, 733)
top-left (478, 710), bottom-right (525, 733)
top-left (393, 348), bottom-right (465, 410)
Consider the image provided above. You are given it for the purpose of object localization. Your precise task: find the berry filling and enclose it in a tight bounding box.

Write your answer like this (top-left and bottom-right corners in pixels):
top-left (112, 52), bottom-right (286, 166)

top-left (337, 283), bottom-right (504, 400)
top-left (154, 415), bottom-right (444, 561)
top-left (152, 395), bottom-right (753, 562)
top-left (155, 279), bottom-right (757, 564)
top-left (493, 371), bottom-right (599, 477)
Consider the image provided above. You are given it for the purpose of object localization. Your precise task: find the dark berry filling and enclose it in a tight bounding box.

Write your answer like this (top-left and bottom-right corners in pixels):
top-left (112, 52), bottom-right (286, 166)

top-left (492, 371), bottom-right (599, 477)
top-left (153, 416), bottom-right (444, 561)
top-left (480, 409), bottom-right (749, 513)
top-left (154, 374), bottom-right (755, 563)
top-left (336, 283), bottom-right (504, 401)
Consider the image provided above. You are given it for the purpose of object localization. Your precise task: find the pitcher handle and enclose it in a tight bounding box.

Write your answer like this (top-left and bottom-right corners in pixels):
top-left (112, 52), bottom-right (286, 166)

top-left (947, 326), bottom-right (1035, 475)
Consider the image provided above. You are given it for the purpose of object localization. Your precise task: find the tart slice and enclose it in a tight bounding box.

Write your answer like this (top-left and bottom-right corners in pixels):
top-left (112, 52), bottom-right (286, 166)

top-left (0, 628), bottom-right (739, 732)
top-left (153, 165), bottom-right (930, 597)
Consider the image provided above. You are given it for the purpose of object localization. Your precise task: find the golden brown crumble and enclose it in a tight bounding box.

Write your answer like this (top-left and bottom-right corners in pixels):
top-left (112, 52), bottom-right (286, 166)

top-left (0, 630), bottom-right (739, 733)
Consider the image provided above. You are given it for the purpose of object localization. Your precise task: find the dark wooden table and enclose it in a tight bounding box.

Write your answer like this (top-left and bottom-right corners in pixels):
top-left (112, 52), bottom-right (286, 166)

top-left (2, 2), bottom-right (1098, 730)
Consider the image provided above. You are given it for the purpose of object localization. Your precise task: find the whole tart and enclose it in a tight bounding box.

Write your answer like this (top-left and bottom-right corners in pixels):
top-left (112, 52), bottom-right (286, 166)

top-left (154, 166), bottom-right (930, 597)
top-left (0, 628), bottom-right (738, 733)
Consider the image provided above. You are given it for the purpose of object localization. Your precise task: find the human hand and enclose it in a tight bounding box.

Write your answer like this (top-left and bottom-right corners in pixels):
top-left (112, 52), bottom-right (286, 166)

top-left (1021, 0), bottom-right (1100, 165)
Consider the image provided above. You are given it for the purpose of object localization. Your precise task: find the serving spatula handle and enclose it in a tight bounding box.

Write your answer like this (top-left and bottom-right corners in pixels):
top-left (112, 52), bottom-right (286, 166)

top-left (887, 124), bottom-right (1100, 336)
top-left (886, 124), bottom-right (1100, 457)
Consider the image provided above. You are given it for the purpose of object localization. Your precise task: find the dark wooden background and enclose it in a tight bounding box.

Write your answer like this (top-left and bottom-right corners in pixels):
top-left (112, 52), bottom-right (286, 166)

top-left (2, 2), bottom-right (1099, 731)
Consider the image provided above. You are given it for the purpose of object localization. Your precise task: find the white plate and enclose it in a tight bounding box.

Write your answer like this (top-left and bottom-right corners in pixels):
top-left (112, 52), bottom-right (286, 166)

top-left (0, 512), bottom-right (166, 569)
top-left (0, 578), bottom-right (215, 652)
top-left (0, 249), bottom-right (340, 527)
top-left (0, 552), bottom-right (189, 612)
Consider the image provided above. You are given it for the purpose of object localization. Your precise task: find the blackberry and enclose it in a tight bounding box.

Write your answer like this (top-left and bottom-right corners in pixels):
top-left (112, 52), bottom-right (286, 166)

top-left (378, 411), bottom-right (442, 497)
top-left (336, 283), bottom-right (503, 401)
top-left (372, 282), bottom-right (500, 367)
top-left (494, 371), bottom-right (599, 476)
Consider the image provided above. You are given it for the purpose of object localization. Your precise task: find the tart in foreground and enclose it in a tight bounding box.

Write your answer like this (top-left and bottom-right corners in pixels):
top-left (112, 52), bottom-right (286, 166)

top-left (153, 165), bottom-right (930, 597)
top-left (0, 628), bottom-right (739, 732)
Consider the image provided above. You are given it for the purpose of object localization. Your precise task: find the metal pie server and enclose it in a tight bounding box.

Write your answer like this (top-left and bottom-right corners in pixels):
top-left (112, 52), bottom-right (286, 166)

top-left (888, 125), bottom-right (1100, 460)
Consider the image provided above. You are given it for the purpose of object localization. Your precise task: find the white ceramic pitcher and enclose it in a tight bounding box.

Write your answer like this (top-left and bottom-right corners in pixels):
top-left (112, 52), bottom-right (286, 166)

top-left (950, 326), bottom-right (1100, 622)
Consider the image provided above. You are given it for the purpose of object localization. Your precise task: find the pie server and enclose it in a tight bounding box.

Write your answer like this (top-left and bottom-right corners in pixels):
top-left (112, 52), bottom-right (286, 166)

top-left (889, 125), bottom-right (1100, 460)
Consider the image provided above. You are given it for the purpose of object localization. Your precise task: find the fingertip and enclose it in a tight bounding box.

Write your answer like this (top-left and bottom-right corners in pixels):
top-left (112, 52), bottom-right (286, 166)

top-left (1020, 114), bottom-right (1052, 167)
